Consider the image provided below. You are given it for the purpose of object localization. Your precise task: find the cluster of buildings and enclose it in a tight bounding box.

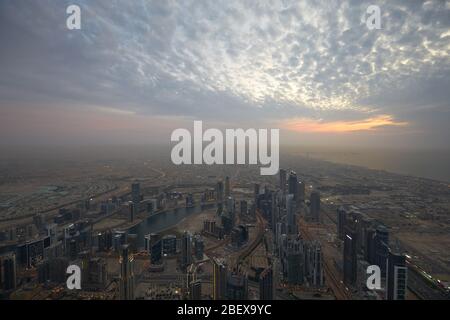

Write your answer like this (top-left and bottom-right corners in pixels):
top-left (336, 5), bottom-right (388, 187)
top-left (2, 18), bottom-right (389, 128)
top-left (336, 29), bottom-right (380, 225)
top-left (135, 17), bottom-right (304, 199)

top-left (338, 207), bottom-right (407, 299)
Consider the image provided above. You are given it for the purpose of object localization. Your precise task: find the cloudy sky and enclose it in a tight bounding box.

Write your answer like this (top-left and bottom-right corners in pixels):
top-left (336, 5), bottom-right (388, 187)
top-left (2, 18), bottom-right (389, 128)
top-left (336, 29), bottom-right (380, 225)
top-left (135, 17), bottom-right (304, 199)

top-left (0, 0), bottom-right (449, 148)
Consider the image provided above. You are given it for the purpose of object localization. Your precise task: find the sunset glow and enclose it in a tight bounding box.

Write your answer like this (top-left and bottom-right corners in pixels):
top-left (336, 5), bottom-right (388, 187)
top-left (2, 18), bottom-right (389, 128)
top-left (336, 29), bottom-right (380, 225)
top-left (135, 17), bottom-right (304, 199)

top-left (283, 115), bottom-right (408, 133)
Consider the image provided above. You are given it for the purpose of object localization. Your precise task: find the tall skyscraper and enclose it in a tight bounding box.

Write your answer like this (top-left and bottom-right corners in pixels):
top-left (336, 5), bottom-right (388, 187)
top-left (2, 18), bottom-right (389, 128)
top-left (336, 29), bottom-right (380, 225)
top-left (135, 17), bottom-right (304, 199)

top-left (254, 183), bottom-right (260, 203)
top-left (279, 169), bottom-right (287, 192)
top-left (226, 272), bottom-right (248, 300)
top-left (213, 258), bottom-right (227, 300)
top-left (337, 207), bottom-right (347, 240)
top-left (343, 229), bottom-right (357, 287)
top-left (386, 251), bottom-right (407, 300)
top-left (128, 201), bottom-right (134, 222)
top-left (288, 171), bottom-right (298, 202)
top-left (131, 182), bottom-right (140, 216)
top-left (181, 231), bottom-right (192, 270)
top-left (311, 242), bottom-right (324, 287)
top-left (0, 252), bottom-right (17, 291)
top-left (310, 191), bottom-right (320, 222)
top-left (119, 245), bottom-right (134, 300)
top-left (189, 280), bottom-right (202, 300)
top-left (375, 225), bottom-right (389, 276)
top-left (225, 176), bottom-right (231, 198)
top-left (297, 181), bottom-right (305, 203)
top-left (286, 194), bottom-right (296, 235)
top-left (216, 180), bottom-right (224, 203)
top-left (259, 267), bottom-right (273, 300)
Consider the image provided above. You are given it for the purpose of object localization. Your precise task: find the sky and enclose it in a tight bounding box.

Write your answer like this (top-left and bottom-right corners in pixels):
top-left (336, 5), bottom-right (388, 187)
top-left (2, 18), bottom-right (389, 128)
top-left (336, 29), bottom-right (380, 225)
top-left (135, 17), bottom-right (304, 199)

top-left (0, 0), bottom-right (449, 148)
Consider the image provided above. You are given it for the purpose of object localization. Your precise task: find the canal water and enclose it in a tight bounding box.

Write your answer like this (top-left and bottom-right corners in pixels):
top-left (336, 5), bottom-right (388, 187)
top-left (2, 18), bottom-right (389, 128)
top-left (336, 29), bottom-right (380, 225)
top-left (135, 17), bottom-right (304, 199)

top-left (129, 203), bottom-right (216, 247)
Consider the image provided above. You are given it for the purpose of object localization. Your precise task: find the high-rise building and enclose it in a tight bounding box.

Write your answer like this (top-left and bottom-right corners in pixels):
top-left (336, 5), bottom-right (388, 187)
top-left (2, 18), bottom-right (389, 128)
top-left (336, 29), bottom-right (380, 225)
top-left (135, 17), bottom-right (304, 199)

top-left (162, 234), bottom-right (177, 255)
top-left (131, 182), bottom-right (140, 216)
top-left (365, 228), bottom-right (376, 264)
top-left (128, 201), bottom-right (134, 222)
top-left (310, 242), bottom-right (324, 287)
top-left (240, 200), bottom-right (248, 216)
top-left (226, 272), bottom-right (248, 300)
top-left (225, 176), bottom-right (231, 198)
top-left (343, 229), bottom-right (357, 287)
top-left (310, 191), bottom-right (320, 222)
top-left (181, 231), bottom-right (192, 270)
top-left (286, 194), bottom-right (296, 235)
top-left (297, 181), bottom-right (305, 203)
top-left (216, 181), bottom-right (224, 203)
top-left (279, 169), bottom-right (287, 192)
top-left (193, 235), bottom-right (204, 260)
top-left (119, 244), bottom-right (134, 300)
top-left (0, 252), bottom-right (17, 291)
top-left (213, 258), bottom-right (227, 300)
top-left (288, 171), bottom-right (298, 202)
top-left (337, 207), bottom-right (347, 240)
top-left (386, 251), bottom-right (407, 300)
top-left (375, 225), bottom-right (389, 276)
top-left (189, 280), bottom-right (202, 300)
top-left (254, 183), bottom-right (260, 203)
top-left (259, 267), bottom-right (273, 300)
top-left (284, 236), bottom-right (305, 285)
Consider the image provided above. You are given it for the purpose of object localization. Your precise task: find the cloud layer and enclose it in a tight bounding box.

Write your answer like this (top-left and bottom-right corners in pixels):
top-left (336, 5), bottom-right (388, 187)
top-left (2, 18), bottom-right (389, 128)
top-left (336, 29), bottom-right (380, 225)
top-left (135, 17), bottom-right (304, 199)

top-left (0, 0), bottom-right (449, 146)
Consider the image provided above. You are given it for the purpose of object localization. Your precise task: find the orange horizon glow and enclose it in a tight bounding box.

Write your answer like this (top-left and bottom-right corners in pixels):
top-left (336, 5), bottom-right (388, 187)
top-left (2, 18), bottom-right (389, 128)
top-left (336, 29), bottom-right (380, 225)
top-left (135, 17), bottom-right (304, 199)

top-left (282, 115), bottom-right (408, 133)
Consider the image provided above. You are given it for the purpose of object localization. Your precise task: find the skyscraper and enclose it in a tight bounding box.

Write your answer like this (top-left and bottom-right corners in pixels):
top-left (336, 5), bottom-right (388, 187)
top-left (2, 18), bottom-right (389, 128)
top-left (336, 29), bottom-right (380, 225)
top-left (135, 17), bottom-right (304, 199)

top-left (216, 180), bottom-right (224, 203)
top-left (310, 191), bottom-right (320, 222)
top-left (288, 171), bottom-right (298, 202)
top-left (286, 194), bottom-right (296, 235)
top-left (128, 201), bottom-right (134, 222)
top-left (225, 176), bottom-right (231, 198)
top-left (297, 181), bottom-right (305, 203)
top-left (189, 280), bottom-right (202, 300)
top-left (259, 267), bottom-right (273, 300)
top-left (181, 231), bottom-right (192, 270)
top-left (337, 207), bottom-right (347, 240)
top-left (0, 252), bottom-right (17, 291)
top-left (213, 258), bottom-right (227, 300)
top-left (254, 183), bottom-right (260, 203)
top-left (386, 251), bottom-right (407, 300)
top-left (279, 169), bottom-right (287, 192)
top-left (343, 229), bottom-right (357, 287)
top-left (131, 182), bottom-right (140, 216)
top-left (226, 272), bottom-right (248, 300)
top-left (375, 225), bottom-right (389, 276)
top-left (311, 242), bottom-right (324, 287)
top-left (119, 244), bottom-right (134, 300)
